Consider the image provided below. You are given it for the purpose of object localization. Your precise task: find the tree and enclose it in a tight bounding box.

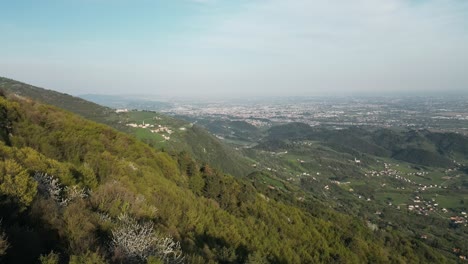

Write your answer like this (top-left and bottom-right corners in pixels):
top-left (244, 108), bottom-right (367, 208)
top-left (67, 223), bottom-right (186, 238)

top-left (246, 251), bottom-right (268, 264)
top-left (0, 220), bottom-right (8, 257)
top-left (0, 160), bottom-right (37, 208)
top-left (69, 251), bottom-right (107, 264)
top-left (39, 251), bottom-right (60, 264)
top-left (188, 174), bottom-right (204, 196)
top-left (111, 214), bottom-right (184, 264)
top-left (33, 172), bottom-right (63, 203)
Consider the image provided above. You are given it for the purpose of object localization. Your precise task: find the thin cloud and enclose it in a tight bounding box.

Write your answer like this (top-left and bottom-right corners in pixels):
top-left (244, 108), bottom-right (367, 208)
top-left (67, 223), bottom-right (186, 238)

top-left (188, 0), bottom-right (217, 4)
top-left (186, 0), bottom-right (468, 56)
top-left (1, 0), bottom-right (467, 96)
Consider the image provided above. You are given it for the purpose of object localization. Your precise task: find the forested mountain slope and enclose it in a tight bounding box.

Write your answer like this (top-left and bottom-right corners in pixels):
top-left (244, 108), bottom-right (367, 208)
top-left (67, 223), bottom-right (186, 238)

top-left (0, 77), bottom-right (252, 177)
top-left (263, 123), bottom-right (468, 168)
top-left (0, 77), bottom-right (117, 124)
top-left (0, 87), bottom-right (454, 262)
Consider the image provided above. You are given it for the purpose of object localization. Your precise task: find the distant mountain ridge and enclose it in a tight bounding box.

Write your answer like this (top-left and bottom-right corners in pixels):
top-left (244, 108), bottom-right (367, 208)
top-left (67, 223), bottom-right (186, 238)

top-left (261, 122), bottom-right (468, 167)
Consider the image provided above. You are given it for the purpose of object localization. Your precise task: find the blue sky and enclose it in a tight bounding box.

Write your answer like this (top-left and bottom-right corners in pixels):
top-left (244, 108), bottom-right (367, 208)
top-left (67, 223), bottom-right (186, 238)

top-left (1, 0), bottom-right (467, 97)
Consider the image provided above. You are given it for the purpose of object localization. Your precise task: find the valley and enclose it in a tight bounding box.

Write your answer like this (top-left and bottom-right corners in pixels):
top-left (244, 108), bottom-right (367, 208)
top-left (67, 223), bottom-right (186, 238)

top-left (100, 96), bottom-right (468, 261)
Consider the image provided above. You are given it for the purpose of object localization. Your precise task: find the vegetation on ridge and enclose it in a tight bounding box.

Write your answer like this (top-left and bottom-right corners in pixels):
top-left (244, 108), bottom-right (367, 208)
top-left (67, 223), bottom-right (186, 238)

top-left (0, 77), bottom-right (253, 177)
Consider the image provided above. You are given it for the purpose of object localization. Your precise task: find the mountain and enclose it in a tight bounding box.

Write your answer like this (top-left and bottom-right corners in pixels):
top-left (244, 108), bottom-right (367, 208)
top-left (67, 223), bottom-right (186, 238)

top-left (0, 77), bottom-right (252, 177)
top-left (0, 77), bottom-right (118, 124)
top-left (263, 124), bottom-right (465, 168)
top-left (173, 124), bottom-right (253, 176)
top-left (0, 78), bottom-right (455, 263)
top-left (175, 118), bottom-right (264, 144)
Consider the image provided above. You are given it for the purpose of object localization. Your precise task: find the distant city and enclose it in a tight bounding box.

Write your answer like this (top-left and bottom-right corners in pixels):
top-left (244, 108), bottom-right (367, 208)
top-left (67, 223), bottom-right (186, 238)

top-left (132, 96), bottom-right (468, 134)
top-left (84, 94), bottom-right (468, 135)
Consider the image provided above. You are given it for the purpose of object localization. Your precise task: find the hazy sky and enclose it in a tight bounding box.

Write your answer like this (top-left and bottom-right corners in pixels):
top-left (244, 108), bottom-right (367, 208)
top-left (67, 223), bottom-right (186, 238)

top-left (1, 0), bottom-right (467, 97)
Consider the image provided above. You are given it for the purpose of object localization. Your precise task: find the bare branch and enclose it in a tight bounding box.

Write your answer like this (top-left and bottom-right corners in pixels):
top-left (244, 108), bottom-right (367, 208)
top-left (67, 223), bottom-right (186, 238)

top-left (110, 214), bottom-right (184, 263)
top-left (33, 172), bottom-right (88, 207)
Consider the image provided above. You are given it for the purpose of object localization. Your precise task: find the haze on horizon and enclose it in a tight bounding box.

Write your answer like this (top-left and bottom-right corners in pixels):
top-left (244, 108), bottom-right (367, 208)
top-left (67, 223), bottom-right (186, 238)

top-left (1, 0), bottom-right (467, 98)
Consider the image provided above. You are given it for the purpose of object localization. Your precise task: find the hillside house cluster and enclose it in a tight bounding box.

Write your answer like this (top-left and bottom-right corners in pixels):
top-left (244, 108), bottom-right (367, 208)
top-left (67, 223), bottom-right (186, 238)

top-left (407, 195), bottom-right (438, 216)
top-left (450, 215), bottom-right (468, 227)
top-left (126, 122), bottom-right (154, 128)
top-left (150, 125), bottom-right (173, 135)
top-left (126, 122), bottom-right (174, 141)
top-left (366, 163), bottom-right (413, 185)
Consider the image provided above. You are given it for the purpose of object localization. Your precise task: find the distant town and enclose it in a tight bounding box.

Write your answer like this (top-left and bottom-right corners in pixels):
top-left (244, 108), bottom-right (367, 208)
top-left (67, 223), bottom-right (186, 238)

top-left (157, 96), bottom-right (468, 134)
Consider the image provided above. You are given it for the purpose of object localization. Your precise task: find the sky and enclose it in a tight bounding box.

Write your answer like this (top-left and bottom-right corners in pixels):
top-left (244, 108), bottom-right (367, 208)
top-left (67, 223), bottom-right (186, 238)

top-left (0, 0), bottom-right (467, 98)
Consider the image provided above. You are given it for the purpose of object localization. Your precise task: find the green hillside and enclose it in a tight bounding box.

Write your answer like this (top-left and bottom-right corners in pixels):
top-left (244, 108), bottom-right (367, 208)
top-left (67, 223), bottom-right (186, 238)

top-left (0, 84), bottom-right (456, 263)
top-left (115, 110), bottom-right (253, 177)
top-left (246, 123), bottom-right (468, 261)
top-left (0, 77), bottom-right (252, 177)
top-left (179, 118), bottom-right (264, 144)
top-left (0, 77), bottom-right (119, 125)
top-left (263, 124), bottom-right (465, 167)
